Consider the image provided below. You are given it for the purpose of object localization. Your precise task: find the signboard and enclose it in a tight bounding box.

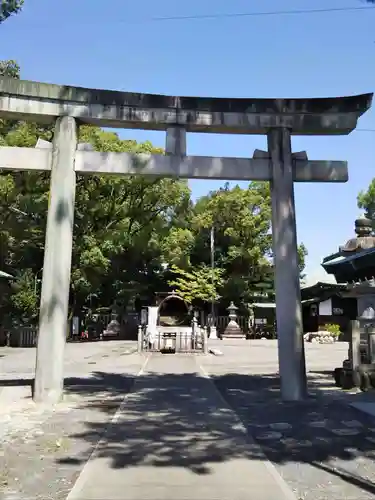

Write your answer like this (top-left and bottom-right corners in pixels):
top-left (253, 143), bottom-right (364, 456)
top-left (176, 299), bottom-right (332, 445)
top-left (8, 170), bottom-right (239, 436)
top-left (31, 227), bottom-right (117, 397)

top-left (332, 307), bottom-right (344, 316)
top-left (319, 299), bottom-right (332, 316)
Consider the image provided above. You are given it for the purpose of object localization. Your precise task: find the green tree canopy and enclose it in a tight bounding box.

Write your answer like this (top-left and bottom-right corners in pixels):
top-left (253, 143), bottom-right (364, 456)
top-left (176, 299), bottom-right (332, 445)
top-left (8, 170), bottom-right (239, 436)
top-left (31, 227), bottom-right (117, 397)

top-left (357, 180), bottom-right (375, 225)
top-left (168, 264), bottom-right (224, 305)
top-left (0, 0), bottom-right (23, 23)
top-left (165, 182), bottom-right (307, 308)
top-left (0, 123), bottom-right (191, 320)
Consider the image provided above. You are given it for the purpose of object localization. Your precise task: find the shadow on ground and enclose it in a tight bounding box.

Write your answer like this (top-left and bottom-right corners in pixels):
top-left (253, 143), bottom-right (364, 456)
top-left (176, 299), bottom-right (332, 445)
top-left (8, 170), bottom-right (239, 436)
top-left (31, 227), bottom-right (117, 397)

top-left (60, 369), bottom-right (375, 494)
top-left (2, 368), bottom-right (375, 495)
top-left (214, 371), bottom-right (375, 495)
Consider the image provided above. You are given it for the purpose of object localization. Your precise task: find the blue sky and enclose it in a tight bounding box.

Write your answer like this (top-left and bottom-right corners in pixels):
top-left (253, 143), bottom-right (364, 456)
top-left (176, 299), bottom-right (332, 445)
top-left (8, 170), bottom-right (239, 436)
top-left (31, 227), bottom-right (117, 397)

top-left (1, 0), bottom-right (374, 281)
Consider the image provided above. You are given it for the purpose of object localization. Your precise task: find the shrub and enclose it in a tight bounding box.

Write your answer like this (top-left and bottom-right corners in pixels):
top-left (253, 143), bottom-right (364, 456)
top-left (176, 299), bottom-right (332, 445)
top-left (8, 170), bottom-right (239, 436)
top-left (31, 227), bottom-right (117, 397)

top-left (323, 323), bottom-right (341, 336)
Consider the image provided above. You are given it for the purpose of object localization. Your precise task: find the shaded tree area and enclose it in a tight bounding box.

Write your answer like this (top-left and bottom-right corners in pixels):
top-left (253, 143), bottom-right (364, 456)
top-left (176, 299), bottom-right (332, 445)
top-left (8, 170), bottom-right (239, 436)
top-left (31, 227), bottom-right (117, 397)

top-left (0, 60), bottom-right (307, 325)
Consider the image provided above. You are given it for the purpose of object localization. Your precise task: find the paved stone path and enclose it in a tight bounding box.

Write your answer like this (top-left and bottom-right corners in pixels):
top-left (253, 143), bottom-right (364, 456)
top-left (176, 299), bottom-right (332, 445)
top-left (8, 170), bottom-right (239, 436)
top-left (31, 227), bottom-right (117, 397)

top-left (67, 354), bottom-right (296, 500)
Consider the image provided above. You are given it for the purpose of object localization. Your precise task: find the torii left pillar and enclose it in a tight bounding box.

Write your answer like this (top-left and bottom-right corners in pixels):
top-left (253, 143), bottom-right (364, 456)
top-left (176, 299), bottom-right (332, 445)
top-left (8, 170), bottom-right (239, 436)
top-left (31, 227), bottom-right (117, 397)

top-left (33, 116), bottom-right (77, 404)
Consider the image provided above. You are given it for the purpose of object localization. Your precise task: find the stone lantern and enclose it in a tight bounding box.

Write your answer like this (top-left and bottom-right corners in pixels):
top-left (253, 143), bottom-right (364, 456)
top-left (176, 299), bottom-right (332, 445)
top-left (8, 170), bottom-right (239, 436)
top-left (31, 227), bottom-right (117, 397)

top-left (228, 301), bottom-right (238, 319)
top-left (221, 301), bottom-right (245, 340)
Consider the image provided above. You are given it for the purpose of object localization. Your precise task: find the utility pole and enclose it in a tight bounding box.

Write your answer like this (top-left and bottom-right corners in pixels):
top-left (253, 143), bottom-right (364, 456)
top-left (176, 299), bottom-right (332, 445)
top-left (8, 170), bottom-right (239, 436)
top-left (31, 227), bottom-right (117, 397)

top-left (210, 225), bottom-right (215, 318)
top-left (210, 225), bottom-right (218, 339)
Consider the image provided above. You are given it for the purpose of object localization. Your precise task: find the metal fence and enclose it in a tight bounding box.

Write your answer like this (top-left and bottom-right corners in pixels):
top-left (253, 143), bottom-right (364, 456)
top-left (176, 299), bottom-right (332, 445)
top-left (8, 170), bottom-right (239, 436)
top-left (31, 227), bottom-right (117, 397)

top-left (138, 326), bottom-right (208, 354)
top-left (9, 326), bottom-right (38, 347)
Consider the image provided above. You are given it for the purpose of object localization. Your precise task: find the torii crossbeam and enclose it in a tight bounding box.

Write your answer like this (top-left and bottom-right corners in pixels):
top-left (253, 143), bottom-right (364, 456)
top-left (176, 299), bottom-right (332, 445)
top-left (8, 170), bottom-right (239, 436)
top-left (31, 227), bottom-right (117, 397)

top-left (0, 76), bottom-right (372, 404)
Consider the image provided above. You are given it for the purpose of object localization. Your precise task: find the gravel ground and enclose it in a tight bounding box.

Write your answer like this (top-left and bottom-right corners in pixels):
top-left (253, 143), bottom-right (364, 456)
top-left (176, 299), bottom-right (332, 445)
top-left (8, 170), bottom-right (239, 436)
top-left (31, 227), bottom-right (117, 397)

top-left (200, 340), bottom-right (375, 500)
top-left (0, 395), bottom-right (122, 500)
top-left (0, 343), bottom-right (143, 500)
top-left (214, 375), bottom-right (375, 500)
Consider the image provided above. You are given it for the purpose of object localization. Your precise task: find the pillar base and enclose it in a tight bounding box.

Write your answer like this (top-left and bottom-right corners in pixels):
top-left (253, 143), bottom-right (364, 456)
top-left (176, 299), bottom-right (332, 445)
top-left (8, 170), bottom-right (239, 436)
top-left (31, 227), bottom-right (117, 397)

top-left (221, 333), bottom-right (246, 340)
top-left (221, 320), bottom-right (245, 339)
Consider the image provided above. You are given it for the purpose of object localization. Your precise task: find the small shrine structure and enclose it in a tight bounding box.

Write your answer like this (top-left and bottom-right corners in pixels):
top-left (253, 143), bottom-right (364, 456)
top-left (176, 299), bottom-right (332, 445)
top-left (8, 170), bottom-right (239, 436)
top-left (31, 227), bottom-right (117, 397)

top-left (320, 215), bottom-right (375, 323)
top-left (300, 281), bottom-right (356, 333)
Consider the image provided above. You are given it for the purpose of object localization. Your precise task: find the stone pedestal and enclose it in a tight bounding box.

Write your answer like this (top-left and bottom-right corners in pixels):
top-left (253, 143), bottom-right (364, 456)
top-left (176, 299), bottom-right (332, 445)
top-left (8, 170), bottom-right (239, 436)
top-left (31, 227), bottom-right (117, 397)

top-left (221, 321), bottom-right (246, 339)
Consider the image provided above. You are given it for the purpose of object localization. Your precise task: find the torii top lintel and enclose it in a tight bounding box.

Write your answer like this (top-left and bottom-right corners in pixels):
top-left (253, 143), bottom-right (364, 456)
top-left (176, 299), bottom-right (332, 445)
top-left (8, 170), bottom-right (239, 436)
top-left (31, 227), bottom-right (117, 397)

top-left (0, 77), bottom-right (372, 135)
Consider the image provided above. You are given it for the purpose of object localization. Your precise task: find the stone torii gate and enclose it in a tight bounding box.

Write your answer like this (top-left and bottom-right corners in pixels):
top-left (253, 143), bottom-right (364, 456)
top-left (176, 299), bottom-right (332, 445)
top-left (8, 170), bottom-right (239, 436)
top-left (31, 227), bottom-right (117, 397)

top-left (0, 77), bottom-right (372, 404)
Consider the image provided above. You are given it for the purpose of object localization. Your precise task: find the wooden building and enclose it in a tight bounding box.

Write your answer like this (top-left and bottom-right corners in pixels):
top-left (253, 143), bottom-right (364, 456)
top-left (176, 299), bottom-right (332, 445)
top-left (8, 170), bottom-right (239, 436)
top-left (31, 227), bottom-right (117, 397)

top-left (301, 282), bottom-right (357, 333)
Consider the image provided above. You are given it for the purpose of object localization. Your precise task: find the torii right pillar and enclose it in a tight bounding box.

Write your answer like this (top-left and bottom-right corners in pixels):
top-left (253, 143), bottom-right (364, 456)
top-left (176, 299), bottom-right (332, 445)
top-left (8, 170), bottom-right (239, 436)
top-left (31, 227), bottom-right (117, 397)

top-left (268, 128), bottom-right (307, 401)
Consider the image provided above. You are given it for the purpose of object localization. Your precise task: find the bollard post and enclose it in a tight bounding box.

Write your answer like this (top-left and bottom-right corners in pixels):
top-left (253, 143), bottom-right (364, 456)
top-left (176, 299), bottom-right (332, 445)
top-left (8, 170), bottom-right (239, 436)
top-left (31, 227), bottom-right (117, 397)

top-left (191, 316), bottom-right (198, 349)
top-left (203, 326), bottom-right (208, 355)
top-left (137, 325), bottom-right (143, 353)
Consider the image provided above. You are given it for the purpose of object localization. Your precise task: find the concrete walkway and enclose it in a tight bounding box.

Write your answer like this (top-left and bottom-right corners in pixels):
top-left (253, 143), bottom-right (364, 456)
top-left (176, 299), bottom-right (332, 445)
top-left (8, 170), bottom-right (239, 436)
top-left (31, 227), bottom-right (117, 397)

top-left (67, 354), bottom-right (295, 500)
